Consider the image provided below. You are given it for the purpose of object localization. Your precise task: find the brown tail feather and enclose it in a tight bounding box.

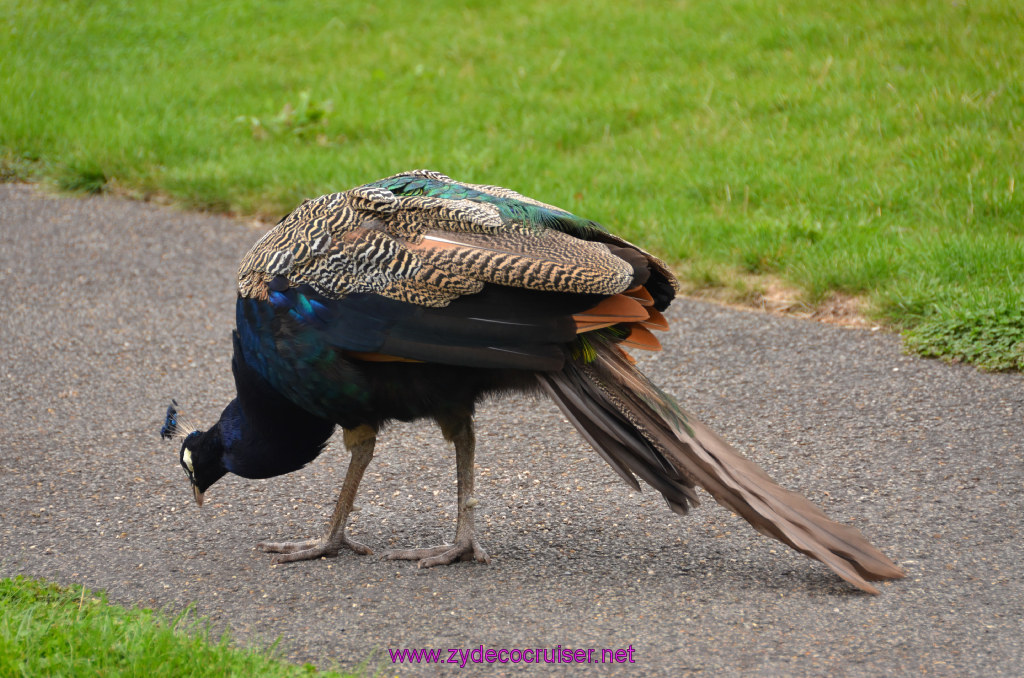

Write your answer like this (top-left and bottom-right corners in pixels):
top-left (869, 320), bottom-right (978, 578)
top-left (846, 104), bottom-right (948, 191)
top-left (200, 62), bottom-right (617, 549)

top-left (539, 340), bottom-right (904, 594)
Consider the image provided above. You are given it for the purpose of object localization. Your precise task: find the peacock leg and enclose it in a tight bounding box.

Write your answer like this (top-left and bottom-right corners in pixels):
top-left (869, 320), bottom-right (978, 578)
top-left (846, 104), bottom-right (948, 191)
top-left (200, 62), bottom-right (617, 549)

top-left (386, 414), bottom-right (490, 567)
top-left (258, 425), bottom-right (376, 564)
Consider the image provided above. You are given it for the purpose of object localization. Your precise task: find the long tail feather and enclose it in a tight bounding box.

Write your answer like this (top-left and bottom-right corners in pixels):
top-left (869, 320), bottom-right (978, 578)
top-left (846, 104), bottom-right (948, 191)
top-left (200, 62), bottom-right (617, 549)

top-left (539, 339), bottom-right (904, 594)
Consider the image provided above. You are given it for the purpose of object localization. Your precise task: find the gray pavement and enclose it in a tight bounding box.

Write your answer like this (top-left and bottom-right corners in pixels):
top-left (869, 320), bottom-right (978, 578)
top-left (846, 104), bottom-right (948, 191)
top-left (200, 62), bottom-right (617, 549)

top-left (1, 183), bottom-right (1022, 676)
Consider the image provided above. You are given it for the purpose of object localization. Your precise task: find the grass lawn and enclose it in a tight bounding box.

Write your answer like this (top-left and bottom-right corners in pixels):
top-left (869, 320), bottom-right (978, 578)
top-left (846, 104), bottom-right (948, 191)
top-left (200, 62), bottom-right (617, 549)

top-left (2, 0), bottom-right (1021, 369)
top-left (0, 576), bottom-right (361, 677)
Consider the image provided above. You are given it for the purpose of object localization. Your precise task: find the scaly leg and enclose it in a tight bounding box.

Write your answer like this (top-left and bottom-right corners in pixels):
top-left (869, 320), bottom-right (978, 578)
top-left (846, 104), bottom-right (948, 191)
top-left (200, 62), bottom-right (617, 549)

top-left (259, 425), bottom-right (376, 564)
top-left (386, 414), bottom-right (490, 567)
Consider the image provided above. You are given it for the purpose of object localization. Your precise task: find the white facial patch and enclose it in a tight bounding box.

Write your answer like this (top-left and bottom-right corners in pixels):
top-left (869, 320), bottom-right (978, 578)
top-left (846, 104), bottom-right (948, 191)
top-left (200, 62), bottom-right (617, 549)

top-left (183, 448), bottom-right (194, 474)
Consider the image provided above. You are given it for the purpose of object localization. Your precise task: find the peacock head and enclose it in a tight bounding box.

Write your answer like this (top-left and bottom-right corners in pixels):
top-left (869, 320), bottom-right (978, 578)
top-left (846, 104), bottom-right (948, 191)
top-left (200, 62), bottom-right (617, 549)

top-left (160, 399), bottom-right (229, 507)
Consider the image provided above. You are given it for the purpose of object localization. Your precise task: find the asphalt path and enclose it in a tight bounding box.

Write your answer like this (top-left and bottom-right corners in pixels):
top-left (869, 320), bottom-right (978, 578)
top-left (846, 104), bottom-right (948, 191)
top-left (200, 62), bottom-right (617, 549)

top-left (1, 183), bottom-right (1022, 676)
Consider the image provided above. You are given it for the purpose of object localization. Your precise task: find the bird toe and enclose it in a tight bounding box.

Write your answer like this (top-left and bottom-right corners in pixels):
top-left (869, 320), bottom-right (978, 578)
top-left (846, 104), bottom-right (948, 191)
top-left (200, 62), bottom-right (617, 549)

top-left (386, 541), bottom-right (490, 567)
top-left (257, 538), bottom-right (321, 555)
top-left (258, 534), bottom-right (373, 563)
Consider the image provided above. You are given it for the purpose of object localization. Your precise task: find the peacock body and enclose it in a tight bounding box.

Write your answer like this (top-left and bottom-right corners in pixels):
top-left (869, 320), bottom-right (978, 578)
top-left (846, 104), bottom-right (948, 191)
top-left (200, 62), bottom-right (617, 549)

top-left (164, 170), bottom-right (903, 593)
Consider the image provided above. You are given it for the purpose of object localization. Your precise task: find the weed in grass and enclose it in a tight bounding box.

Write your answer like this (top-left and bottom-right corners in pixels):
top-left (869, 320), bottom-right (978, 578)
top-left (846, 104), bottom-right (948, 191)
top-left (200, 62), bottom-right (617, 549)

top-left (56, 157), bottom-right (108, 194)
top-left (237, 91), bottom-right (336, 144)
top-left (903, 302), bottom-right (1024, 371)
top-left (0, 151), bottom-right (41, 183)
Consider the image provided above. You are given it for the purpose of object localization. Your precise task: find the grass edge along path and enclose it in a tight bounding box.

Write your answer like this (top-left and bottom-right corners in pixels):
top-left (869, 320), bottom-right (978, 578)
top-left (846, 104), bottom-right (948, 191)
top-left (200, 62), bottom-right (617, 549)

top-left (0, 576), bottom-right (367, 677)
top-left (2, 0), bottom-right (1021, 370)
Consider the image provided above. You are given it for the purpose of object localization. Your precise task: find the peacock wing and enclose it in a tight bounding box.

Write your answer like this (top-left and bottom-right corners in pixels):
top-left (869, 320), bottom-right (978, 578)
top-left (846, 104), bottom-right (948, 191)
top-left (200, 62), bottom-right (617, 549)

top-left (235, 171), bottom-right (660, 371)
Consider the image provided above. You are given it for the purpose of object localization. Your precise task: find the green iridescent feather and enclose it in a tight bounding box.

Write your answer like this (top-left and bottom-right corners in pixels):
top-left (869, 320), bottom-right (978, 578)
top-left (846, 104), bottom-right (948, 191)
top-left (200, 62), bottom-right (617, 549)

top-left (370, 174), bottom-right (606, 238)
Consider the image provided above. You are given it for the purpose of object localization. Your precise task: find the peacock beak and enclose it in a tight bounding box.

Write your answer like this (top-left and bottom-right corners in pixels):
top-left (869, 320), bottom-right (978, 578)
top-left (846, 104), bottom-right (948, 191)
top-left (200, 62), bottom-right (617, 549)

top-left (193, 484), bottom-right (205, 507)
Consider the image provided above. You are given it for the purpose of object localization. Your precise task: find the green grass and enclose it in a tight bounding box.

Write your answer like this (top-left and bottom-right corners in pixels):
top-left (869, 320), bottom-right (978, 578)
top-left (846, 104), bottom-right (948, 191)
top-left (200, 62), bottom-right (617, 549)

top-left (2, 0), bottom-right (1022, 368)
top-left (0, 577), bottom-right (359, 677)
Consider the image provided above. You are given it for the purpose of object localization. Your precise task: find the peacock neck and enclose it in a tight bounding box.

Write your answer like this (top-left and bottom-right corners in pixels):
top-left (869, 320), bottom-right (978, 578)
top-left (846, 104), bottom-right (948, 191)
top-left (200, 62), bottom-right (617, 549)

top-left (222, 333), bottom-right (337, 480)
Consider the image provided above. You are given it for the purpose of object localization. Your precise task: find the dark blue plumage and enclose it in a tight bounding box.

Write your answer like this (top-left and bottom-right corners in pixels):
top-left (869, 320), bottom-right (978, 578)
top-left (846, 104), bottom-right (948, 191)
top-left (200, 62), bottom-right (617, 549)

top-left (235, 286), bottom-right (556, 428)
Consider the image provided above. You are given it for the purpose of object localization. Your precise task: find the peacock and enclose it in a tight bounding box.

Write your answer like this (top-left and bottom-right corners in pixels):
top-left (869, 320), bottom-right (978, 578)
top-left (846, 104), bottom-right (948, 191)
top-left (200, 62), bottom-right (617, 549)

top-left (161, 169), bottom-right (904, 593)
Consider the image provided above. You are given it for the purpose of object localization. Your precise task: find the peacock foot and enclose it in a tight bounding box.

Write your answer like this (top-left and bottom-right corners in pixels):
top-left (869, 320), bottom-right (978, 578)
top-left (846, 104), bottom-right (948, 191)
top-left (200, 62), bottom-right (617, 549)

top-left (385, 539), bottom-right (491, 568)
top-left (257, 534), bottom-right (373, 564)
